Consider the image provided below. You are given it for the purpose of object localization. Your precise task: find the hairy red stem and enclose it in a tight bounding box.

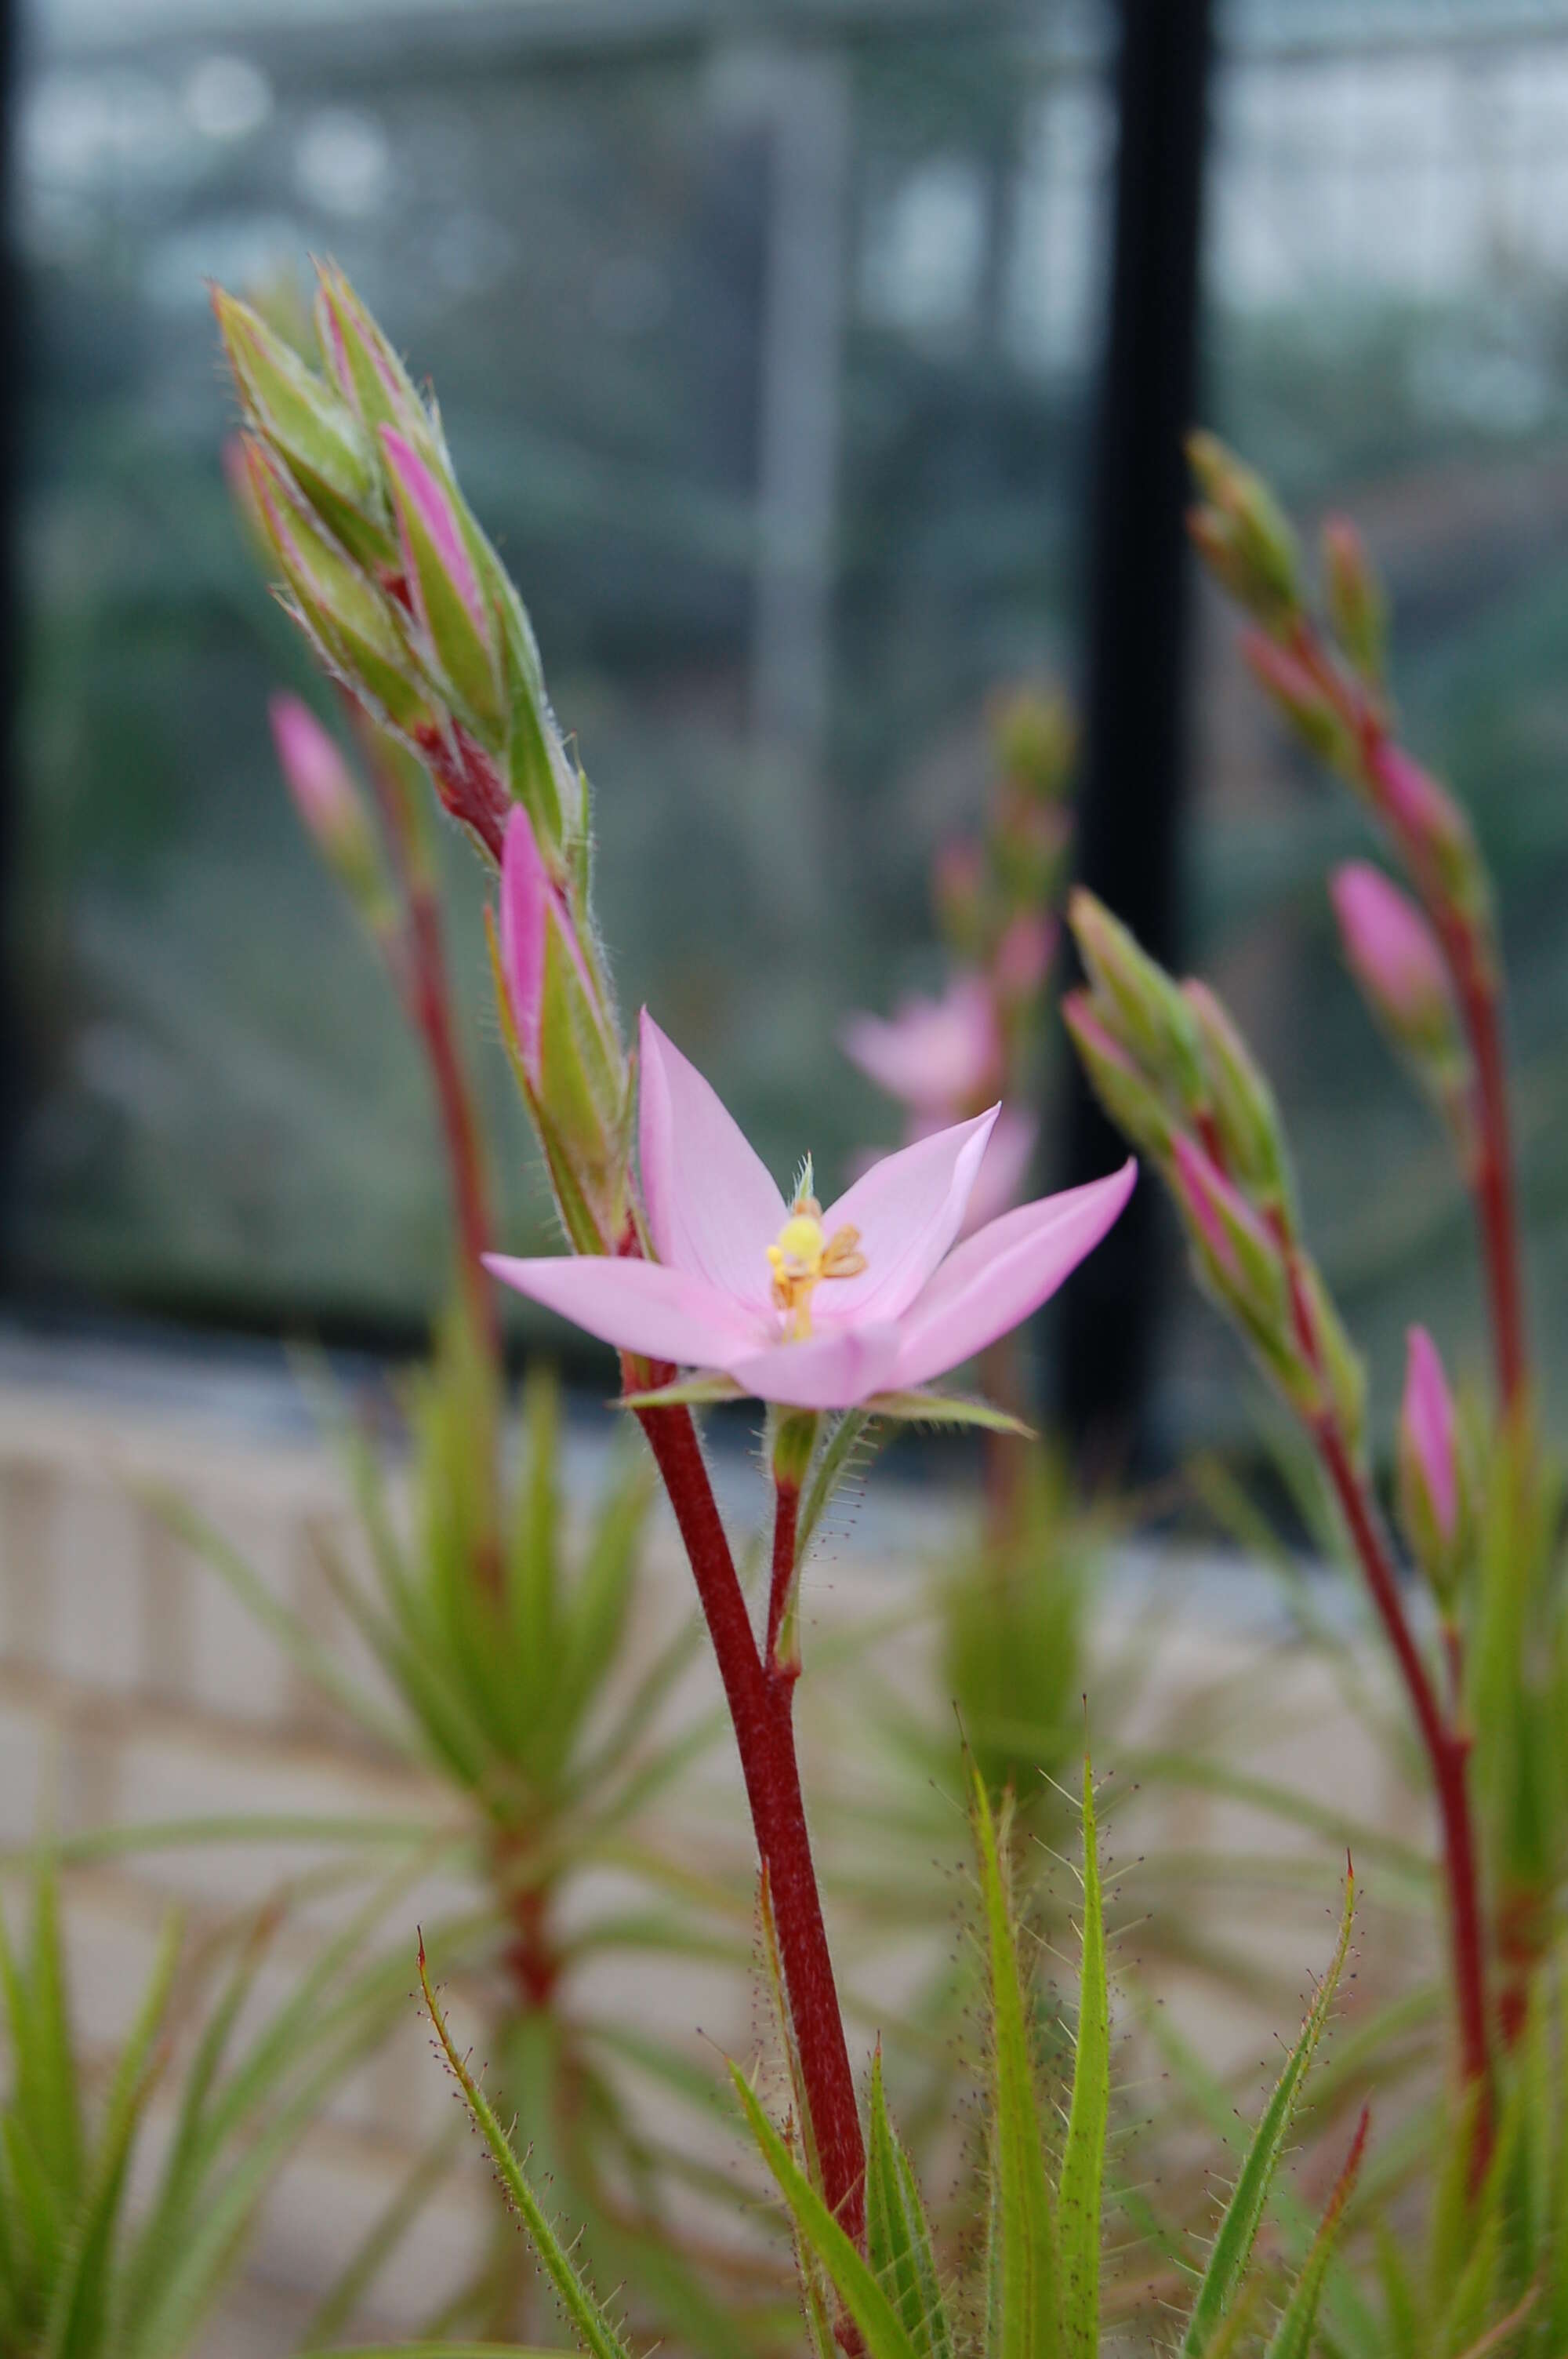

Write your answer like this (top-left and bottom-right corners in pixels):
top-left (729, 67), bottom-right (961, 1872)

top-left (1315, 1418), bottom-right (1491, 2156)
top-left (767, 1476), bottom-right (801, 1674)
top-left (634, 1399), bottom-right (866, 2242)
top-left (403, 886), bottom-right (501, 1361)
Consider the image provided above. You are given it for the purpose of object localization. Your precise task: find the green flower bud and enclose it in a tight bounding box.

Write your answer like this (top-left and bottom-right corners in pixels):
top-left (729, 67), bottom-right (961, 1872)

top-left (1067, 890), bottom-right (1207, 1113)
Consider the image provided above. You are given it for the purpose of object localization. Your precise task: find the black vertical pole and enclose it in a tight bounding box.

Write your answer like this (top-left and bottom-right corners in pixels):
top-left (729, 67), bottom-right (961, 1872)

top-left (1054, 0), bottom-right (1213, 1465)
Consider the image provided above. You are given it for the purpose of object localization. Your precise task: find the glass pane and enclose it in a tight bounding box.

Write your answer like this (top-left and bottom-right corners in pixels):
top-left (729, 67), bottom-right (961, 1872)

top-left (1165, 0), bottom-right (1568, 1445)
top-left (12, 0), bottom-right (1115, 1339)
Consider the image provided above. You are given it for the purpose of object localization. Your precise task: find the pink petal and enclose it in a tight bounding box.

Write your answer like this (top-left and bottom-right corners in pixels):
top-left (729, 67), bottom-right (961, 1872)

top-left (840, 976), bottom-right (1000, 1115)
top-left (957, 1106), bottom-right (1037, 1239)
top-left (379, 427), bottom-right (488, 638)
top-left (891, 1161), bottom-right (1136, 1389)
top-left (483, 1252), bottom-right (753, 1369)
top-left (815, 1107), bottom-right (998, 1324)
top-left (637, 1012), bottom-right (785, 1310)
top-left (724, 1324), bottom-right (902, 1411)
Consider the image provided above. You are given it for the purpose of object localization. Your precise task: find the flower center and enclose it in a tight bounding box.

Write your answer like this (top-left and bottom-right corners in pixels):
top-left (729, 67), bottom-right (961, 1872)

top-left (766, 1182), bottom-right (866, 1341)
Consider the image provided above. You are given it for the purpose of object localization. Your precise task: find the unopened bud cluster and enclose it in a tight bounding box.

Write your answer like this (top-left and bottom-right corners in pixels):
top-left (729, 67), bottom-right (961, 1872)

top-left (1188, 433), bottom-right (1491, 940)
top-left (221, 265), bottom-right (631, 1255)
top-left (216, 265), bottom-right (580, 867)
top-left (1065, 892), bottom-right (1365, 1446)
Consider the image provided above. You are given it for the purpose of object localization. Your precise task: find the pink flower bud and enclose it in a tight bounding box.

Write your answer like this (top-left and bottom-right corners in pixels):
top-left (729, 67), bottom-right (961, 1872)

top-left (270, 695), bottom-right (354, 839)
top-left (1402, 1326), bottom-right (1458, 1545)
top-left (268, 695), bottom-right (388, 920)
top-left (1397, 1325), bottom-right (1467, 1598)
top-left (992, 912), bottom-right (1055, 1004)
top-left (1169, 1130), bottom-right (1284, 1322)
top-left (1240, 629), bottom-right (1352, 767)
top-left (1329, 861), bottom-right (1457, 1054)
top-left (379, 427), bottom-right (503, 738)
top-left (1367, 743), bottom-right (1483, 916)
top-left (498, 808), bottom-right (628, 1247)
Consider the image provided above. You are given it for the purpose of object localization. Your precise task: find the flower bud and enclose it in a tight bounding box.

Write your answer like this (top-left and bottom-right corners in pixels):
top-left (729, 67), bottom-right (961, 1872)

top-left (1240, 630), bottom-right (1356, 771)
top-left (1181, 979), bottom-right (1296, 1223)
top-left (1062, 989), bottom-right (1172, 1161)
top-left (1187, 431), bottom-right (1302, 631)
top-left (498, 806), bottom-right (627, 1250)
top-left (1329, 863), bottom-right (1471, 1105)
top-left (1169, 1131), bottom-right (1291, 1345)
top-left (933, 839), bottom-right (988, 959)
top-left (990, 685), bottom-right (1074, 802)
top-left (1397, 1325), bottom-right (1467, 1598)
top-left (1067, 890), bottom-right (1207, 1112)
top-left (269, 695), bottom-right (394, 931)
top-left (243, 440), bottom-right (431, 736)
top-left (380, 427), bottom-right (505, 744)
top-left (992, 911), bottom-right (1055, 1007)
top-left (1367, 743), bottom-right (1490, 929)
top-left (1295, 1256), bottom-right (1367, 1454)
top-left (1321, 516), bottom-right (1387, 685)
top-left (212, 285), bottom-right (391, 570)
top-left (313, 260), bottom-right (426, 443)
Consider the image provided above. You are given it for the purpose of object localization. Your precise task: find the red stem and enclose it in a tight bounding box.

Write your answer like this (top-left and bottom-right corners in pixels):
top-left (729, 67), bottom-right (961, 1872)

top-left (405, 883), bottom-right (501, 1363)
top-left (1316, 1418), bottom-right (1492, 2157)
top-left (634, 1398), bottom-right (866, 2242)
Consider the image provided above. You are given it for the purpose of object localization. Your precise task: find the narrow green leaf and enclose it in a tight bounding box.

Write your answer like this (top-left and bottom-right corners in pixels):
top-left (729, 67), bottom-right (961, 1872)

top-left (1180, 1862), bottom-right (1356, 2357)
top-left (418, 1942), bottom-right (633, 2359)
top-left (729, 2064), bottom-right (919, 2359)
top-left (972, 1767), bottom-right (1059, 2359)
top-left (1263, 2103), bottom-right (1370, 2359)
top-left (866, 2046), bottom-right (950, 2359)
top-left (44, 1910), bottom-right (181, 2359)
top-left (1058, 1757), bottom-right (1109, 2359)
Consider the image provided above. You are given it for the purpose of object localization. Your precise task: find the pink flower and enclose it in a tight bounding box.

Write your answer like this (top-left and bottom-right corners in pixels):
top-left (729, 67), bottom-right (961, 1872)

top-left (1401, 1325), bottom-right (1459, 1547)
top-left (1329, 861), bottom-right (1457, 1047)
top-left (485, 1012), bottom-right (1134, 1409)
top-left (840, 976), bottom-right (1002, 1118)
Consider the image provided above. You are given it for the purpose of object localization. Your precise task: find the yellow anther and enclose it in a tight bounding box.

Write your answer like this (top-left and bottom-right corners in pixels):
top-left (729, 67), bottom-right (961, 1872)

top-left (767, 1183), bottom-right (867, 1341)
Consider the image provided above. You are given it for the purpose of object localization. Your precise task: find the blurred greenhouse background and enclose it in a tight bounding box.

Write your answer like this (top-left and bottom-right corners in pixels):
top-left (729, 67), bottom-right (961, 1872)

top-left (8, 0), bottom-right (1568, 1455)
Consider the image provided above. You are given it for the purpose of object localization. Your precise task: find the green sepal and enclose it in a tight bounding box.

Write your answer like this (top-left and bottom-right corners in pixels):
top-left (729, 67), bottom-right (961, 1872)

top-left (618, 1373), bottom-right (744, 1412)
top-left (863, 1390), bottom-right (1033, 1438)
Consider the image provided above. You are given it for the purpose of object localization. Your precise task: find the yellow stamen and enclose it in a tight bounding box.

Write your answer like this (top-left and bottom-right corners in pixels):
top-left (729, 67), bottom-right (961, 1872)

top-left (765, 1179), bottom-right (867, 1341)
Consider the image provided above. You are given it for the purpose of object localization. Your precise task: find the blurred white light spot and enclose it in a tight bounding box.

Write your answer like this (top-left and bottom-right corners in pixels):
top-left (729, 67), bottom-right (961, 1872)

top-left (184, 56), bottom-right (271, 143)
top-left (860, 157), bottom-right (987, 337)
top-left (23, 69), bottom-right (183, 188)
top-left (293, 109), bottom-right (389, 220)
